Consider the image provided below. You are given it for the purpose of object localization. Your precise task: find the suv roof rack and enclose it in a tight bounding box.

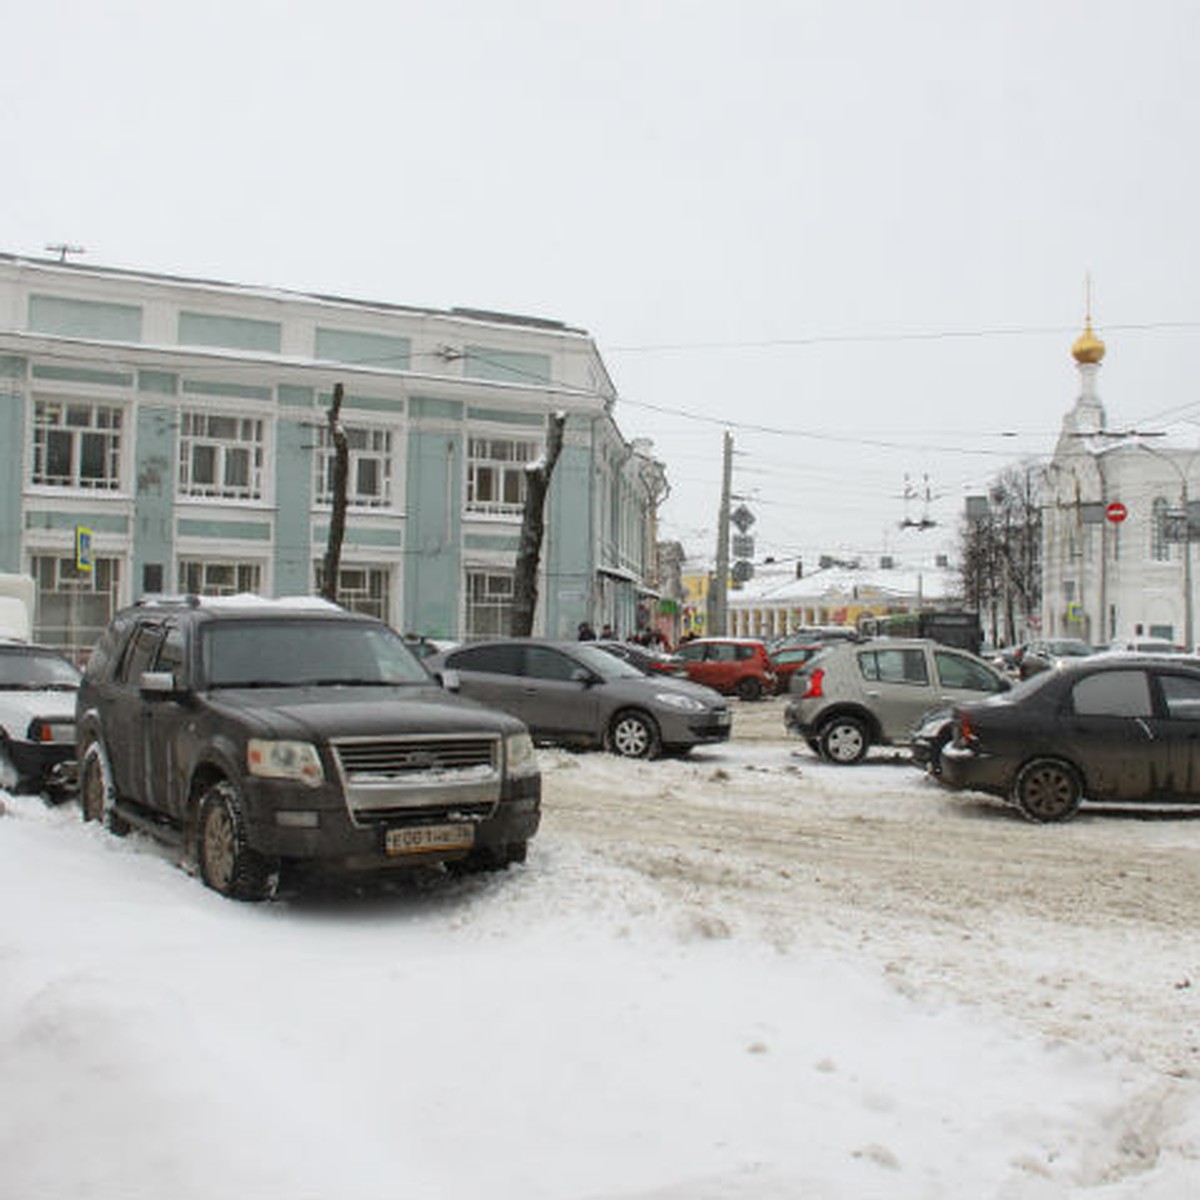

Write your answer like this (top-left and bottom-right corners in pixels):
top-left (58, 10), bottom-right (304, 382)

top-left (135, 593), bottom-right (203, 608)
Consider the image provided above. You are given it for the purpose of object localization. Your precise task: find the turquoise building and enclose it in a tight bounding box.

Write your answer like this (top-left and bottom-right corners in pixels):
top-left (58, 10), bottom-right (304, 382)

top-left (0, 253), bottom-right (666, 657)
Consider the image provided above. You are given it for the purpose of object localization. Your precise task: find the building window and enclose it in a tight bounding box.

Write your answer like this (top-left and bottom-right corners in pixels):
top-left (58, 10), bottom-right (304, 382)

top-left (465, 569), bottom-right (514, 639)
top-left (30, 553), bottom-right (121, 660)
top-left (467, 437), bottom-right (534, 516)
top-left (313, 564), bottom-right (390, 621)
top-left (32, 398), bottom-right (123, 490)
top-left (178, 559), bottom-right (263, 596)
top-left (179, 411), bottom-right (263, 500)
top-left (1151, 496), bottom-right (1171, 562)
top-left (315, 425), bottom-right (393, 508)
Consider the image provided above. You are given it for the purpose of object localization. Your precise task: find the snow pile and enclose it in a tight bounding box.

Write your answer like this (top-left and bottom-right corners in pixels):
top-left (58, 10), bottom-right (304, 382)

top-left (2, 775), bottom-right (1199, 1198)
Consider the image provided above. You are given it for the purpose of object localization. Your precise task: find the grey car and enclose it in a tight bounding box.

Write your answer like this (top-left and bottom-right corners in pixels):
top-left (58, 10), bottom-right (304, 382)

top-left (430, 639), bottom-right (731, 758)
top-left (784, 637), bottom-right (1011, 764)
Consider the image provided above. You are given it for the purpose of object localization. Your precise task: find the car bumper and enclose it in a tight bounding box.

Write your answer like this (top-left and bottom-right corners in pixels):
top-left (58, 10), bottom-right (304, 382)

top-left (241, 774), bottom-right (542, 868)
top-left (659, 708), bottom-right (732, 748)
top-left (937, 744), bottom-right (1011, 797)
top-left (6, 740), bottom-right (77, 792)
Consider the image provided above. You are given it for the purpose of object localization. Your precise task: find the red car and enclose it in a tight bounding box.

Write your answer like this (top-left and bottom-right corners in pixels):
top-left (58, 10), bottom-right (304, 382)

top-left (769, 644), bottom-right (826, 694)
top-left (674, 637), bottom-right (776, 700)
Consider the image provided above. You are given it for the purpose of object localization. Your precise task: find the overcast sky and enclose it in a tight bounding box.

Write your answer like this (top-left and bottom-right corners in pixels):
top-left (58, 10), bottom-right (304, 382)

top-left (5, 1), bottom-right (1198, 567)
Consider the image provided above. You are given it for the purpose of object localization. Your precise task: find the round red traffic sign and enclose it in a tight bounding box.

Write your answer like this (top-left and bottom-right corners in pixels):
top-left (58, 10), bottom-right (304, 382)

top-left (1106, 501), bottom-right (1128, 524)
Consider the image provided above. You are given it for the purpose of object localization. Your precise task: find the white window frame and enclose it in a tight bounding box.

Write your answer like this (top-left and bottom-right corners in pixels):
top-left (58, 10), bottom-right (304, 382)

top-left (466, 436), bottom-right (536, 517)
top-left (314, 423), bottom-right (394, 509)
top-left (29, 552), bottom-right (122, 659)
top-left (313, 562), bottom-right (392, 622)
top-left (465, 568), bottom-right (515, 639)
top-left (30, 394), bottom-right (125, 491)
top-left (178, 558), bottom-right (264, 597)
top-left (178, 409), bottom-right (265, 501)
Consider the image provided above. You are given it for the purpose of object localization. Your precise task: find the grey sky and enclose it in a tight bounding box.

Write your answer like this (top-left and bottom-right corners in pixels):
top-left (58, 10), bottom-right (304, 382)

top-left (5, 1), bottom-right (1198, 566)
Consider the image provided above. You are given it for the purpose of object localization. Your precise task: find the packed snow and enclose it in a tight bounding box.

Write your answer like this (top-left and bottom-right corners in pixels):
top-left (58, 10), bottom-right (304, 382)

top-left (3, 701), bottom-right (1199, 1198)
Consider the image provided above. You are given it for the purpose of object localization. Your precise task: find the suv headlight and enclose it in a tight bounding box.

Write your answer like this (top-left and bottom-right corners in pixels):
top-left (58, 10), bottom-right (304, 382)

top-left (654, 692), bottom-right (706, 713)
top-left (247, 739), bottom-right (324, 787)
top-left (504, 731), bottom-right (539, 778)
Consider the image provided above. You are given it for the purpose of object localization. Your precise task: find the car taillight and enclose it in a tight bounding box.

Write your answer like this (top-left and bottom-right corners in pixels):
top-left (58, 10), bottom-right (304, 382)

top-left (958, 712), bottom-right (979, 746)
top-left (803, 667), bottom-right (824, 699)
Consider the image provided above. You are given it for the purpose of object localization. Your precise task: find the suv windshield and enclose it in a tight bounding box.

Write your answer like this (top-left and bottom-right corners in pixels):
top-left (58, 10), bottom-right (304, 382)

top-left (201, 620), bottom-right (430, 688)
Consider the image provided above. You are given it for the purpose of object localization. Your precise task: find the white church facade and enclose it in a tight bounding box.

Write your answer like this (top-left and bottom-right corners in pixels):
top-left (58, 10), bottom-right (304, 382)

top-left (1042, 319), bottom-right (1200, 649)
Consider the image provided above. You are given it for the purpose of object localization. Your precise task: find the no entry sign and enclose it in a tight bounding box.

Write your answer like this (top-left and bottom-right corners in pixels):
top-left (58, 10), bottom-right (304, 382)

top-left (1106, 501), bottom-right (1128, 524)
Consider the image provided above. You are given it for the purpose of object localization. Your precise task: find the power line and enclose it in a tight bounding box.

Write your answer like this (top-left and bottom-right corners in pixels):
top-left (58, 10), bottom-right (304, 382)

top-left (604, 319), bottom-right (1200, 356)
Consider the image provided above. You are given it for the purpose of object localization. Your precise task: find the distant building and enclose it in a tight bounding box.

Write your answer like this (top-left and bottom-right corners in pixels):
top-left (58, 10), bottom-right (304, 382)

top-left (1042, 317), bottom-right (1200, 648)
top-left (726, 552), bottom-right (961, 640)
top-left (0, 253), bottom-right (664, 655)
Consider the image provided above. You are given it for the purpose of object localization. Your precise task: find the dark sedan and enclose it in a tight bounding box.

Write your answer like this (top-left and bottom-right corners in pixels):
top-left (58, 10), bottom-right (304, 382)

top-left (592, 639), bottom-right (687, 678)
top-left (430, 639), bottom-right (731, 758)
top-left (937, 654), bottom-right (1200, 822)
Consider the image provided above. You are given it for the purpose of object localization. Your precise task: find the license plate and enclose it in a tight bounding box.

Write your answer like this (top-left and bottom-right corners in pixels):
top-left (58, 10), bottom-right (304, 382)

top-left (716, 711), bottom-right (732, 726)
top-left (385, 824), bottom-right (474, 856)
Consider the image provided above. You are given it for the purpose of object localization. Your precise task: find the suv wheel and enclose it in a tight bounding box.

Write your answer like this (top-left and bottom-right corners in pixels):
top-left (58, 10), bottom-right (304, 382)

top-left (1013, 758), bottom-right (1083, 823)
top-left (197, 780), bottom-right (276, 901)
top-left (819, 716), bottom-right (869, 765)
top-left (737, 676), bottom-right (764, 701)
top-left (608, 709), bottom-right (661, 759)
top-left (79, 740), bottom-right (130, 836)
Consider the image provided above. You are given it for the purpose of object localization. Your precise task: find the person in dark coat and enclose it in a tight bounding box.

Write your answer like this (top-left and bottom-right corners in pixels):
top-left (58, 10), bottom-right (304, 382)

top-left (577, 621), bottom-right (596, 640)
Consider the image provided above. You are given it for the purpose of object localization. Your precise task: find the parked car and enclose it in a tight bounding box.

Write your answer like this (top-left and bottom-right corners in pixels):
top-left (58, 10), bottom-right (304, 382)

top-left (784, 638), bottom-right (1011, 764)
top-left (672, 637), bottom-right (776, 700)
top-left (1105, 636), bottom-right (1188, 655)
top-left (1018, 637), bottom-right (1095, 679)
top-left (430, 639), bottom-right (731, 758)
top-left (592, 639), bottom-right (687, 678)
top-left (75, 597), bottom-right (541, 899)
top-left (402, 635), bottom-right (459, 661)
top-left (0, 642), bottom-right (81, 797)
top-left (766, 626), bottom-right (859, 655)
top-left (937, 654), bottom-right (1200, 822)
top-left (769, 643), bottom-right (827, 694)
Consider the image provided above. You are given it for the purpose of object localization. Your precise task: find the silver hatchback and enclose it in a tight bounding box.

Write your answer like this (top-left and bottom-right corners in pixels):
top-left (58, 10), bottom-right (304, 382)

top-left (784, 637), bottom-right (1010, 764)
top-left (431, 639), bottom-right (731, 758)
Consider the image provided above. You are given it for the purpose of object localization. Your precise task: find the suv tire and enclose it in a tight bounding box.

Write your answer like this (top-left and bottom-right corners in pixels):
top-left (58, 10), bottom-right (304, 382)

top-left (79, 740), bottom-right (131, 836)
top-left (197, 780), bottom-right (276, 901)
top-left (819, 716), bottom-right (869, 765)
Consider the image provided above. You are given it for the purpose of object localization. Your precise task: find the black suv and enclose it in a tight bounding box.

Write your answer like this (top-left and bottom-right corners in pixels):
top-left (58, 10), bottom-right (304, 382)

top-left (76, 598), bottom-right (541, 899)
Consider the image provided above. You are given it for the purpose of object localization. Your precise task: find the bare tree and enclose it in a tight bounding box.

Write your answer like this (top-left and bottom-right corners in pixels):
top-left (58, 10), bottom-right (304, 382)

top-left (510, 411), bottom-right (567, 636)
top-left (319, 382), bottom-right (349, 604)
top-left (961, 463), bottom-right (1041, 647)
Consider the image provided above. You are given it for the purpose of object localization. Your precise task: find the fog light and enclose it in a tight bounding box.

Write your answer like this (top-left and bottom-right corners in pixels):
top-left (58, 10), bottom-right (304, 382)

top-left (275, 811), bottom-right (320, 828)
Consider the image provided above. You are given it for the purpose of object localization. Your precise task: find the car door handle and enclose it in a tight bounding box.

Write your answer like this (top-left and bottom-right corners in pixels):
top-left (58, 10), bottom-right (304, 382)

top-left (1135, 717), bottom-right (1155, 741)
top-left (865, 689), bottom-right (880, 697)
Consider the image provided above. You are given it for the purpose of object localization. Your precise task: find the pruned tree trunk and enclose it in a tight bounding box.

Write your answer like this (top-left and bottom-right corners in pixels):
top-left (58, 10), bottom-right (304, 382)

top-left (320, 382), bottom-right (349, 604)
top-left (510, 412), bottom-right (566, 636)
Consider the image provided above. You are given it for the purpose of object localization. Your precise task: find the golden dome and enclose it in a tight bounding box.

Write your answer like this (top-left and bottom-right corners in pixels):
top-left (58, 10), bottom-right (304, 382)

top-left (1072, 320), bottom-right (1106, 364)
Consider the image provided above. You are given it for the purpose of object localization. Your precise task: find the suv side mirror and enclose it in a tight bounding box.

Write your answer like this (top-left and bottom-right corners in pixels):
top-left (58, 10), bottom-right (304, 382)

top-left (140, 670), bottom-right (180, 696)
top-left (571, 667), bottom-right (598, 687)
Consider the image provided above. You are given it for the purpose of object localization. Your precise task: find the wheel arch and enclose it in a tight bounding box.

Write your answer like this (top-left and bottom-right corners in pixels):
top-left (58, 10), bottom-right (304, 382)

top-left (816, 703), bottom-right (883, 745)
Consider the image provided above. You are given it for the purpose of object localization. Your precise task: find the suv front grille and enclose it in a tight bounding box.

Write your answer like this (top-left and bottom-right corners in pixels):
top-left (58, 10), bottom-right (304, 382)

top-left (332, 734), bottom-right (502, 821)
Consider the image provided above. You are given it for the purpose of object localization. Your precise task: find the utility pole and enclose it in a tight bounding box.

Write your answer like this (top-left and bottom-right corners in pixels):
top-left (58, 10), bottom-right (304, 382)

top-left (712, 431), bottom-right (732, 636)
